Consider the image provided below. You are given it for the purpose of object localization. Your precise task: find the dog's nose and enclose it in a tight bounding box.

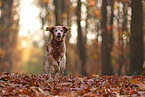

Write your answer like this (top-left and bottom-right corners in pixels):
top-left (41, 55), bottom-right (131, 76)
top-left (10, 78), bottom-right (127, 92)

top-left (58, 33), bottom-right (61, 36)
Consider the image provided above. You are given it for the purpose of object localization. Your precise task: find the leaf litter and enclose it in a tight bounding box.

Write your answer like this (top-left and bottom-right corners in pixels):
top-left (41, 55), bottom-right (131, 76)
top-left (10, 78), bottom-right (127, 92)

top-left (0, 72), bottom-right (145, 96)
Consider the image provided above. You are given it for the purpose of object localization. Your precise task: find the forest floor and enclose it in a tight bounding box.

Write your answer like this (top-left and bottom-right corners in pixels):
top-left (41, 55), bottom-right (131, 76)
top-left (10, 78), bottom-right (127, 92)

top-left (0, 72), bottom-right (145, 97)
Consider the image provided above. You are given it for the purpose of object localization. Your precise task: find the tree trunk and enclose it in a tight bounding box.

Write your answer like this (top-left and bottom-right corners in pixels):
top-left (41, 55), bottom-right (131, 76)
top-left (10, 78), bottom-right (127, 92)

top-left (54, 0), bottom-right (63, 26)
top-left (129, 0), bottom-right (144, 75)
top-left (101, 0), bottom-right (113, 75)
top-left (108, 0), bottom-right (114, 72)
top-left (118, 3), bottom-right (127, 75)
top-left (0, 0), bottom-right (14, 72)
top-left (65, 0), bottom-right (71, 75)
top-left (108, 0), bottom-right (114, 53)
top-left (77, 0), bottom-right (87, 76)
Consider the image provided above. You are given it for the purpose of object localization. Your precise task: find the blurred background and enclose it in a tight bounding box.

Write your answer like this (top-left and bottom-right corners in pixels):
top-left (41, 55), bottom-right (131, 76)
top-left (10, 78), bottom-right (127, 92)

top-left (0, 0), bottom-right (144, 75)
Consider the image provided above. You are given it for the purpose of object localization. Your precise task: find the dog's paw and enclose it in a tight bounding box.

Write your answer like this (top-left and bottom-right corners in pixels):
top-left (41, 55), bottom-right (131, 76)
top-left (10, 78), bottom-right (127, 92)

top-left (45, 78), bottom-right (53, 82)
top-left (62, 71), bottom-right (64, 75)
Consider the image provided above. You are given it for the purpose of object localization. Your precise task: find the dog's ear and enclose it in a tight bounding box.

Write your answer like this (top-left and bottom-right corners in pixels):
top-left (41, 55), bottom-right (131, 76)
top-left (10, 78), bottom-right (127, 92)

top-left (63, 26), bottom-right (71, 34)
top-left (45, 26), bottom-right (55, 33)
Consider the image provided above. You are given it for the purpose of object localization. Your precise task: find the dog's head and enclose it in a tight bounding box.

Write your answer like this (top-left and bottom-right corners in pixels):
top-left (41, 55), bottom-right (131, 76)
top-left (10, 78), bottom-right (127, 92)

top-left (46, 26), bottom-right (70, 41)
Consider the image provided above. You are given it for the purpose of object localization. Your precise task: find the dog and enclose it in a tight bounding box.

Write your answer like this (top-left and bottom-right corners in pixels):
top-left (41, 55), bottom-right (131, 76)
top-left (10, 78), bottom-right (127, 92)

top-left (45, 26), bottom-right (70, 80)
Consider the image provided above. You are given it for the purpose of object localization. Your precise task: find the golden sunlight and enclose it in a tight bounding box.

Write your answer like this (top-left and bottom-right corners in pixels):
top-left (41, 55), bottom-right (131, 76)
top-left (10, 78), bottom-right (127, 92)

top-left (19, 0), bottom-right (41, 37)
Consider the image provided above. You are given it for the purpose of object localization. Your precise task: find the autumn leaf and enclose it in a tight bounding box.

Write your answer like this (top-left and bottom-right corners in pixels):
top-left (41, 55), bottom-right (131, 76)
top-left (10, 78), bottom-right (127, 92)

top-left (0, 48), bottom-right (2, 55)
top-left (114, 5), bottom-right (119, 9)
top-left (62, 13), bottom-right (67, 18)
top-left (89, 0), bottom-right (96, 5)
top-left (95, 10), bottom-right (100, 16)
top-left (42, 0), bottom-right (49, 3)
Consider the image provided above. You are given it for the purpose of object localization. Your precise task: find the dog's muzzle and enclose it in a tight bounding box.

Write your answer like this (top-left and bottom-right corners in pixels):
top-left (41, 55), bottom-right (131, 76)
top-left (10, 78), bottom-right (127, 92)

top-left (56, 36), bottom-right (62, 41)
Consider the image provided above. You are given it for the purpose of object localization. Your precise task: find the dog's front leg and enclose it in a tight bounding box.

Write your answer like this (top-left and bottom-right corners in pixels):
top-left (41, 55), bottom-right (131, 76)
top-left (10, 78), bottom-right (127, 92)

top-left (45, 61), bottom-right (52, 80)
top-left (60, 55), bottom-right (66, 74)
top-left (52, 61), bottom-right (60, 79)
top-left (45, 56), bottom-right (58, 80)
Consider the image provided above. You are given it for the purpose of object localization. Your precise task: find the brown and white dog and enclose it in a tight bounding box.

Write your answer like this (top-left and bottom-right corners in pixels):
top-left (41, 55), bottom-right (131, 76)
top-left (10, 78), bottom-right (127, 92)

top-left (45, 26), bottom-right (70, 80)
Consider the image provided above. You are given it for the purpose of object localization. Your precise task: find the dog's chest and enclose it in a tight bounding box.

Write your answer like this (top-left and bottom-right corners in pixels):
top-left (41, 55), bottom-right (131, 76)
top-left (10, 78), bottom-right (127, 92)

top-left (49, 42), bottom-right (65, 61)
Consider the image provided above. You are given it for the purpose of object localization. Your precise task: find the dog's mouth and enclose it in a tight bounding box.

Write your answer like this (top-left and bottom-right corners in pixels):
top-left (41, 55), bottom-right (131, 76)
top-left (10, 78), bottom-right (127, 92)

top-left (56, 36), bottom-right (62, 41)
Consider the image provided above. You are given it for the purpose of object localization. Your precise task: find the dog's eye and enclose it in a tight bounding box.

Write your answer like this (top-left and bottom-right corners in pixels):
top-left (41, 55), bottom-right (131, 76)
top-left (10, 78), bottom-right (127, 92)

top-left (55, 29), bottom-right (57, 32)
top-left (61, 30), bottom-right (63, 32)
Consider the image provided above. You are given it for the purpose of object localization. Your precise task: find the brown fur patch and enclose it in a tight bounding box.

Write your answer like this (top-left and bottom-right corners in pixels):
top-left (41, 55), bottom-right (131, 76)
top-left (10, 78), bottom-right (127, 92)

top-left (50, 38), bottom-right (65, 61)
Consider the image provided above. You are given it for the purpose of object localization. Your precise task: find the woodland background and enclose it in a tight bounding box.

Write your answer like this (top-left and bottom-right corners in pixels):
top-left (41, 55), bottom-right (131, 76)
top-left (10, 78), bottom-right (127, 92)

top-left (0, 0), bottom-right (144, 76)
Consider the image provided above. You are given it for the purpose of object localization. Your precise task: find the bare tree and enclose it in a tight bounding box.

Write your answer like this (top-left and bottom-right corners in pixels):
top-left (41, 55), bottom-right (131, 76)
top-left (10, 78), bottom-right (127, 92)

top-left (118, 3), bottom-right (128, 75)
top-left (54, 0), bottom-right (63, 25)
top-left (77, 0), bottom-right (87, 75)
top-left (101, 0), bottom-right (113, 75)
top-left (0, 0), bottom-right (19, 72)
top-left (129, 0), bottom-right (144, 75)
